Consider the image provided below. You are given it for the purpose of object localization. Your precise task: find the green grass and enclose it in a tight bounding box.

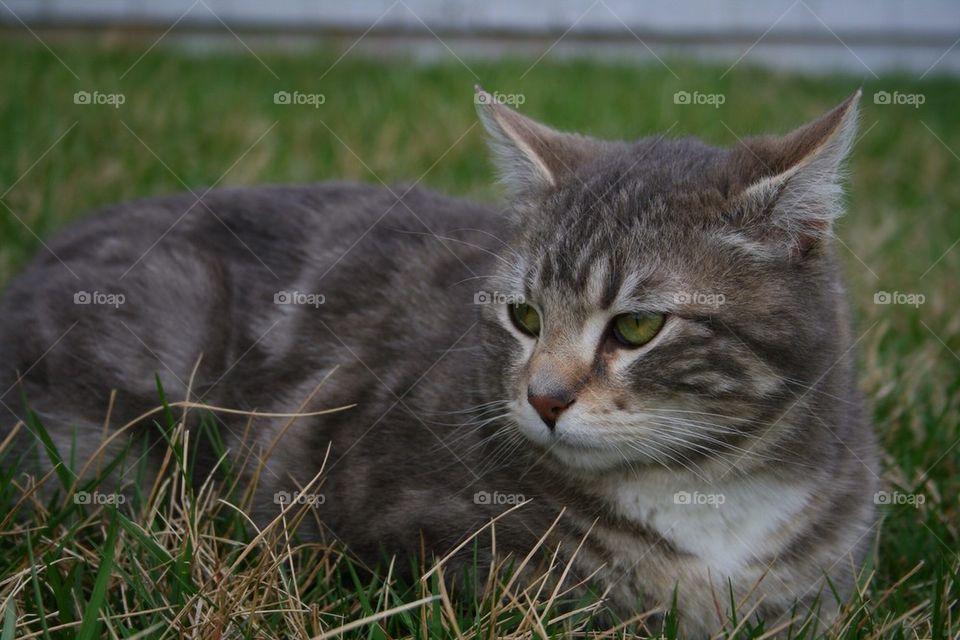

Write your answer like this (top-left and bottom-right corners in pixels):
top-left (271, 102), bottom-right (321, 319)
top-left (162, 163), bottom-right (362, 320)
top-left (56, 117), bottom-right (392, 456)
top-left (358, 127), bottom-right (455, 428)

top-left (0, 36), bottom-right (958, 638)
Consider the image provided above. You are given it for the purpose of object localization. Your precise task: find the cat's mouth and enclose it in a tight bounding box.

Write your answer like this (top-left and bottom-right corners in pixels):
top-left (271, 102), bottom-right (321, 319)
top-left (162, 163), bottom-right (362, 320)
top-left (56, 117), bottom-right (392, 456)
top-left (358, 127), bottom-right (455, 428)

top-left (512, 402), bottom-right (646, 470)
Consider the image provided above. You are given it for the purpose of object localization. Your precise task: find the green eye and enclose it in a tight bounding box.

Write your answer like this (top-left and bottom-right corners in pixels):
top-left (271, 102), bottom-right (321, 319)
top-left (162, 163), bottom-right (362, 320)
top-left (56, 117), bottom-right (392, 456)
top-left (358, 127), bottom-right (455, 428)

top-left (510, 303), bottom-right (541, 337)
top-left (612, 312), bottom-right (665, 347)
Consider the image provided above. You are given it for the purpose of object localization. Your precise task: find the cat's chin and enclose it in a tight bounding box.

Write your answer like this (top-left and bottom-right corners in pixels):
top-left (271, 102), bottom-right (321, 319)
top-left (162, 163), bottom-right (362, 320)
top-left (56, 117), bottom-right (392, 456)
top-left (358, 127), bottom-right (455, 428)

top-left (544, 443), bottom-right (637, 472)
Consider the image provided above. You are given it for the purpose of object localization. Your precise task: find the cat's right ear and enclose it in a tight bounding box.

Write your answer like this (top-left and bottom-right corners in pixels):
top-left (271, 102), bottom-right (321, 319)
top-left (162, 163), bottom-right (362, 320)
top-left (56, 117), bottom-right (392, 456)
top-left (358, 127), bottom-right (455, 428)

top-left (475, 86), bottom-right (601, 197)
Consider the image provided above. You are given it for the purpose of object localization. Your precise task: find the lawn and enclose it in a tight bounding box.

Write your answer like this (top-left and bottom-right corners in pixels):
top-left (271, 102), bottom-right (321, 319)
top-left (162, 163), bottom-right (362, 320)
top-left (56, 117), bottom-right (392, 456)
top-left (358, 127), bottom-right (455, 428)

top-left (0, 36), bottom-right (958, 638)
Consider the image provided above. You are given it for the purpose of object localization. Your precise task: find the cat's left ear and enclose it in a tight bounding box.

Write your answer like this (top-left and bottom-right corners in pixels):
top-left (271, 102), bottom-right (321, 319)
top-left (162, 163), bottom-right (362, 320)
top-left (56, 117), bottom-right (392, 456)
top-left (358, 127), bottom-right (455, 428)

top-left (730, 90), bottom-right (860, 258)
top-left (475, 86), bottom-right (604, 198)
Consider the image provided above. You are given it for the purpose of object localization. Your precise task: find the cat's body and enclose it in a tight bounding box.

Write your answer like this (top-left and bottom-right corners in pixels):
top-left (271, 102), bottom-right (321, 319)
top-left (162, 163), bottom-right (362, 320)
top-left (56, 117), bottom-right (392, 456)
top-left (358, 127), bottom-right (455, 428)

top-left (1, 90), bottom-right (877, 636)
top-left (0, 183), bottom-right (543, 551)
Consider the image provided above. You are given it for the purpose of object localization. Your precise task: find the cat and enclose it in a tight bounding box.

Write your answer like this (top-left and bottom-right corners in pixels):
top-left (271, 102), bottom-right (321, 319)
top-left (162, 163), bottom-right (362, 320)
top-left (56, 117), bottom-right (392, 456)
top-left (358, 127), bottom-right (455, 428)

top-left (0, 86), bottom-right (878, 636)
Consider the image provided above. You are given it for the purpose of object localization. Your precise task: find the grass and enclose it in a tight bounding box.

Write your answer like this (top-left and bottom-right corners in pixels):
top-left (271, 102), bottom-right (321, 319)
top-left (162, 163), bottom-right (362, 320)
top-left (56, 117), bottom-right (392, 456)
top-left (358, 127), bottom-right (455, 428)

top-left (0, 35), bottom-right (958, 638)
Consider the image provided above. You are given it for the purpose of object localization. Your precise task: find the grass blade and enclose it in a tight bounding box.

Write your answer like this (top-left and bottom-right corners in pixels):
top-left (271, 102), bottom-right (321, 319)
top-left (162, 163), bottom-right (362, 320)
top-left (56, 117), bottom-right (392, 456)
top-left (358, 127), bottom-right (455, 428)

top-left (77, 510), bottom-right (120, 640)
top-left (2, 598), bottom-right (16, 640)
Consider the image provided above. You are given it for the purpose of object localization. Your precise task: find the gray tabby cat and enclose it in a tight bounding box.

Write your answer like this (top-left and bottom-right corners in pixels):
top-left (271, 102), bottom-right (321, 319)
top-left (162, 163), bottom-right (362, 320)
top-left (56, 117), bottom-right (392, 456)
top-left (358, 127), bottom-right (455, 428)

top-left (1, 87), bottom-right (877, 635)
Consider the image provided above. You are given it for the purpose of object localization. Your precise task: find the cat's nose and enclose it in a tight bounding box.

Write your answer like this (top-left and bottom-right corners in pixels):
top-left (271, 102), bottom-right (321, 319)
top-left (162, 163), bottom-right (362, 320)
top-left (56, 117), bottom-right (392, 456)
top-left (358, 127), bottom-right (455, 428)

top-left (527, 390), bottom-right (575, 430)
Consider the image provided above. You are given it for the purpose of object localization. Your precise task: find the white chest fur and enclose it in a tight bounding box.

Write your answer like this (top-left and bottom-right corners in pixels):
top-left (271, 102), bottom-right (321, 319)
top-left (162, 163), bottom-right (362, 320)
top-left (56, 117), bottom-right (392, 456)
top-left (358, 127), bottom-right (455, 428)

top-left (607, 473), bottom-right (813, 577)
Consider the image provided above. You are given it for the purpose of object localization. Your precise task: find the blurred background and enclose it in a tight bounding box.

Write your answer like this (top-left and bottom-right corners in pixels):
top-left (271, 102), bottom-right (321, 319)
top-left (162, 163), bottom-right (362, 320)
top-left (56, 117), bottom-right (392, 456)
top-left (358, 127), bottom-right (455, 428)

top-left (4, 0), bottom-right (960, 74)
top-left (0, 2), bottom-right (958, 637)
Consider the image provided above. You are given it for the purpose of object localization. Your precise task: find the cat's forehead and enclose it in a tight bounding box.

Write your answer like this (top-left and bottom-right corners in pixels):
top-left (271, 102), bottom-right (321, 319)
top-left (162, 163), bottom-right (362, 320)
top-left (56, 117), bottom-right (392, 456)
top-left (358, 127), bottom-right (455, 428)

top-left (511, 140), bottom-right (730, 305)
top-left (522, 162), bottom-right (729, 259)
top-left (550, 138), bottom-right (731, 229)
top-left (517, 226), bottom-right (691, 320)
top-left (528, 249), bottom-right (655, 311)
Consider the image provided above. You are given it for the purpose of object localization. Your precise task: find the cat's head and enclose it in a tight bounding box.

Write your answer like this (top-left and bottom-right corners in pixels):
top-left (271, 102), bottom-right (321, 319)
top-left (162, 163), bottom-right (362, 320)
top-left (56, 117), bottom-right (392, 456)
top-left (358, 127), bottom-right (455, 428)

top-left (475, 87), bottom-right (860, 474)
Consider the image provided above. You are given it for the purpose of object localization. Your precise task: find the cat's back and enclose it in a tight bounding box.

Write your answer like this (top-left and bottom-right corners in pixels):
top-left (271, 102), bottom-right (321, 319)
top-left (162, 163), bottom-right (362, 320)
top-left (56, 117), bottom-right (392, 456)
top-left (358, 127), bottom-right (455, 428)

top-left (0, 182), bottom-right (503, 426)
top-left (15, 182), bottom-right (499, 276)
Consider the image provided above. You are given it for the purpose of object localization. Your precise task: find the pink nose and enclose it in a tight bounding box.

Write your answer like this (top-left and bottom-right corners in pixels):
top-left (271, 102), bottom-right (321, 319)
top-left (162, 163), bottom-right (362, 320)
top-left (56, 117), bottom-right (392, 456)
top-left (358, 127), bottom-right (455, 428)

top-left (527, 391), bottom-right (575, 429)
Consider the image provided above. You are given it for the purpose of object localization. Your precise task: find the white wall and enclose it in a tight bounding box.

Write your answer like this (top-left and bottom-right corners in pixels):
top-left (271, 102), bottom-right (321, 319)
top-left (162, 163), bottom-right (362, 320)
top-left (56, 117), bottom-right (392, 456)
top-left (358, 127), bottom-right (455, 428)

top-left (3, 0), bottom-right (959, 75)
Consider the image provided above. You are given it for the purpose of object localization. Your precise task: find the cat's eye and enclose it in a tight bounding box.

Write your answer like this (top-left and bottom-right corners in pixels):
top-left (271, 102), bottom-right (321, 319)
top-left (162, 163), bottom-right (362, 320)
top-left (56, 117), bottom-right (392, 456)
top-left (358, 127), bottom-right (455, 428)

top-left (611, 312), bottom-right (665, 347)
top-left (510, 303), bottom-right (541, 337)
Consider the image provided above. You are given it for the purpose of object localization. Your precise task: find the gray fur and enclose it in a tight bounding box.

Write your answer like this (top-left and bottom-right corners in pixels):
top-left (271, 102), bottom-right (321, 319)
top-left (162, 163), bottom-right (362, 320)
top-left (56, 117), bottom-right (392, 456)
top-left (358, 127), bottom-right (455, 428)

top-left (1, 89), bottom-right (877, 636)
